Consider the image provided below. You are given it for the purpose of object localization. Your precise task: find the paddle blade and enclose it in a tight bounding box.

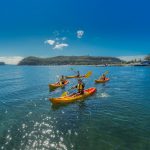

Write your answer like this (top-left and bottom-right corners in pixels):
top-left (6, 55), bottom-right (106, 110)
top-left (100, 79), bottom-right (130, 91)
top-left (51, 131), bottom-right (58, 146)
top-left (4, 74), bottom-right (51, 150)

top-left (100, 70), bottom-right (109, 79)
top-left (85, 71), bottom-right (92, 78)
top-left (104, 70), bottom-right (109, 75)
top-left (61, 91), bottom-right (68, 97)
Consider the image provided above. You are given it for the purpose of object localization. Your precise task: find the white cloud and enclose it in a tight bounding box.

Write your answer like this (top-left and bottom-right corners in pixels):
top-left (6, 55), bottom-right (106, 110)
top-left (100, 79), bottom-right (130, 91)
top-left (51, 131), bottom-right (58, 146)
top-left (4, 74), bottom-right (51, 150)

top-left (45, 38), bottom-right (68, 50)
top-left (118, 55), bottom-right (145, 61)
top-left (44, 39), bottom-right (55, 45)
top-left (77, 30), bottom-right (84, 38)
top-left (0, 56), bottom-right (24, 65)
top-left (53, 43), bottom-right (68, 49)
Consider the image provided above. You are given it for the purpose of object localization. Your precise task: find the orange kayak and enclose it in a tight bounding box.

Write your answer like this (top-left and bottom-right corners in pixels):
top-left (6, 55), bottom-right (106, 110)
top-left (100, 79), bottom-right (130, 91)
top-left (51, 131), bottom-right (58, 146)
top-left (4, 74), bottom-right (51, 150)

top-left (49, 80), bottom-right (69, 89)
top-left (49, 87), bottom-right (96, 104)
top-left (95, 78), bottom-right (110, 83)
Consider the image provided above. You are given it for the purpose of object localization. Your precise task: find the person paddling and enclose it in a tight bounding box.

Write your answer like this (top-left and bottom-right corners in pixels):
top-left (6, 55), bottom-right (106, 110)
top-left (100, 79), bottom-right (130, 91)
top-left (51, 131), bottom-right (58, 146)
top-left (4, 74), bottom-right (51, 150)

top-left (100, 74), bottom-right (106, 81)
top-left (72, 79), bottom-right (85, 94)
top-left (59, 75), bottom-right (66, 85)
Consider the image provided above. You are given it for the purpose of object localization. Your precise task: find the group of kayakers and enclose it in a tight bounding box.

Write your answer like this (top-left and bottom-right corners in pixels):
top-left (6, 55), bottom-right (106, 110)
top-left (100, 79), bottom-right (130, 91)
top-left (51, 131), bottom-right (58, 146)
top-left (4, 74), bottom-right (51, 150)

top-left (57, 70), bottom-right (107, 95)
top-left (49, 70), bottom-right (109, 104)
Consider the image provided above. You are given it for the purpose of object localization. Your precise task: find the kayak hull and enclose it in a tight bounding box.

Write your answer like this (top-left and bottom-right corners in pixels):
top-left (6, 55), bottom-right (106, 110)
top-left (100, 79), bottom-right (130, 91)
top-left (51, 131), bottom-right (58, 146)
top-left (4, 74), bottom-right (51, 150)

top-left (49, 87), bottom-right (96, 104)
top-left (95, 78), bottom-right (110, 83)
top-left (49, 80), bottom-right (69, 89)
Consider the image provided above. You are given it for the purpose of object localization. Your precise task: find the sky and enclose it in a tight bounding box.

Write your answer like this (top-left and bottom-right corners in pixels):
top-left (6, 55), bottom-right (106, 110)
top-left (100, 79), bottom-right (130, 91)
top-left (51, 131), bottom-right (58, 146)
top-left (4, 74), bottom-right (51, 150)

top-left (0, 0), bottom-right (150, 64)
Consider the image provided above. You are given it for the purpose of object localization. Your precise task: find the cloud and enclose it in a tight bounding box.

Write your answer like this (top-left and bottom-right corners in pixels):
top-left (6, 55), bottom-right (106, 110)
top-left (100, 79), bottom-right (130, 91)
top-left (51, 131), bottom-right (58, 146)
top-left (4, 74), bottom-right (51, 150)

top-left (44, 39), bottom-right (55, 45)
top-left (45, 30), bottom-right (69, 50)
top-left (77, 30), bottom-right (84, 38)
top-left (45, 36), bottom-right (68, 50)
top-left (0, 56), bottom-right (24, 65)
top-left (53, 43), bottom-right (69, 49)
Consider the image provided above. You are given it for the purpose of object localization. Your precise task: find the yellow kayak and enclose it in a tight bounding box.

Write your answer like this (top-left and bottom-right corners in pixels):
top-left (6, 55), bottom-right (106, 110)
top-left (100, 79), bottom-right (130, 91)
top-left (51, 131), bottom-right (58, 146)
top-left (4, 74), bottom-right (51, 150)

top-left (66, 75), bottom-right (86, 79)
top-left (49, 80), bottom-right (69, 89)
top-left (49, 87), bottom-right (96, 104)
top-left (95, 78), bottom-right (110, 83)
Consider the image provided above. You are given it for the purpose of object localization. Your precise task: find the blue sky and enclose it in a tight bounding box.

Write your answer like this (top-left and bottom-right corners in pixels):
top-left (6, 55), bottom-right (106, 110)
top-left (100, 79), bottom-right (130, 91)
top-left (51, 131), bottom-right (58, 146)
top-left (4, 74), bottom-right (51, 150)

top-left (0, 0), bottom-right (150, 61)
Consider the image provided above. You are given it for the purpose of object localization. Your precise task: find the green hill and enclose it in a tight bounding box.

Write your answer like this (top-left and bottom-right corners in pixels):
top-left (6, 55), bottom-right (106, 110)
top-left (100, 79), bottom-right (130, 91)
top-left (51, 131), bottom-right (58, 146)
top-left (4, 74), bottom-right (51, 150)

top-left (18, 56), bottom-right (122, 65)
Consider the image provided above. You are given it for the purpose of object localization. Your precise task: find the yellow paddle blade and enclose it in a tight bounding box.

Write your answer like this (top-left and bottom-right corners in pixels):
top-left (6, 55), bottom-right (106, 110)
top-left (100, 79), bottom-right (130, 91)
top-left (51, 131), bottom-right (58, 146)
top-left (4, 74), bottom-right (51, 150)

top-left (100, 70), bottom-right (109, 78)
top-left (85, 71), bottom-right (92, 78)
top-left (61, 91), bottom-right (68, 97)
top-left (104, 70), bottom-right (109, 75)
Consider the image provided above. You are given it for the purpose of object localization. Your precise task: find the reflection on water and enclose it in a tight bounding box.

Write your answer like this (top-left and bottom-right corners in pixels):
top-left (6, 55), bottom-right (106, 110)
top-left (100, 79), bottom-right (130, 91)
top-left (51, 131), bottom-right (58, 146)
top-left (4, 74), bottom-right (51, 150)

top-left (0, 66), bottom-right (150, 149)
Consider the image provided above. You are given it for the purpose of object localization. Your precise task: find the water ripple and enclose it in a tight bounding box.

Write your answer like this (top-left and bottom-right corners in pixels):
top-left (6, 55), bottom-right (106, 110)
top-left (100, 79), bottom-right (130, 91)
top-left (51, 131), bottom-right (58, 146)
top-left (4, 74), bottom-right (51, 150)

top-left (0, 66), bottom-right (150, 149)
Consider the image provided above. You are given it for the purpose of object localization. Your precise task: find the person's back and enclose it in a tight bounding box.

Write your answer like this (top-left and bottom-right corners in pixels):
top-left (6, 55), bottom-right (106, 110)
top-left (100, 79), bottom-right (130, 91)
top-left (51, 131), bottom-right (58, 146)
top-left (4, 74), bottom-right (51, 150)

top-left (100, 74), bottom-right (106, 80)
top-left (59, 75), bottom-right (66, 84)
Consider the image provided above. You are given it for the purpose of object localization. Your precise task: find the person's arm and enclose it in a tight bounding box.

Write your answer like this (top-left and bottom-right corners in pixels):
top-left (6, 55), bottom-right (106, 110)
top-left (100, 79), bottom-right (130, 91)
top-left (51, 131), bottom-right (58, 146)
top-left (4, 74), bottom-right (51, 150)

top-left (82, 83), bottom-right (85, 89)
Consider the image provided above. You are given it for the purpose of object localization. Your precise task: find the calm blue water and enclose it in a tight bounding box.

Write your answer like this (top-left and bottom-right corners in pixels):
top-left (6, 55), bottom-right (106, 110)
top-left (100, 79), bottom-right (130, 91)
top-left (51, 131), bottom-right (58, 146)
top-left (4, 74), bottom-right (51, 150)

top-left (0, 65), bottom-right (150, 150)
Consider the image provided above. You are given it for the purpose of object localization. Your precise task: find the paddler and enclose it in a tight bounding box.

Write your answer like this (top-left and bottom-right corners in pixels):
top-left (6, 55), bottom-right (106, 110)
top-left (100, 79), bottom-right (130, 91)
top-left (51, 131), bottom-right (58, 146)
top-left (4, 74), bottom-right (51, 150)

top-left (100, 74), bottom-right (106, 81)
top-left (72, 79), bottom-right (85, 94)
top-left (59, 75), bottom-right (66, 85)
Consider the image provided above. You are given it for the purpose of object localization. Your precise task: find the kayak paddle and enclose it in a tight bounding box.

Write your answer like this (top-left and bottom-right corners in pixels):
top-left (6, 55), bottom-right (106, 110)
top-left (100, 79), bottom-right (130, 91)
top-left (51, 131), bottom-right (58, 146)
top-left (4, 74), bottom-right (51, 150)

top-left (84, 71), bottom-right (92, 78)
top-left (99, 70), bottom-right (109, 79)
top-left (70, 68), bottom-right (77, 74)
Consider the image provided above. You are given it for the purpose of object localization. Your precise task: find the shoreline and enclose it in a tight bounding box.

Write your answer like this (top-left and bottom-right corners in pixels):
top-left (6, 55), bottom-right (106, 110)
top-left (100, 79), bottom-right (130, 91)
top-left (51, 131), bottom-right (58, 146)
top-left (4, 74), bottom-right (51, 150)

top-left (2, 64), bottom-right (150, 67)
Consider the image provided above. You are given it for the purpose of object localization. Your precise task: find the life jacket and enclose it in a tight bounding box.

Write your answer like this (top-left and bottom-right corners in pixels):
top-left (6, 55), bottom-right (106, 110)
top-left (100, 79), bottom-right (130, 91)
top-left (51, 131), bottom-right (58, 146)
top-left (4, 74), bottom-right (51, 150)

top-left (77, 83), bottom-right (84, 90)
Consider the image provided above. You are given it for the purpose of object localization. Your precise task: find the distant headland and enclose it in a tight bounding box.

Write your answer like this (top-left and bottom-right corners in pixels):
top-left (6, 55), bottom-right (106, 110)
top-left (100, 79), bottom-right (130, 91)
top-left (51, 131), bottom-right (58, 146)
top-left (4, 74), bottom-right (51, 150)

top-left (18, 56), bottom-right (123, 66)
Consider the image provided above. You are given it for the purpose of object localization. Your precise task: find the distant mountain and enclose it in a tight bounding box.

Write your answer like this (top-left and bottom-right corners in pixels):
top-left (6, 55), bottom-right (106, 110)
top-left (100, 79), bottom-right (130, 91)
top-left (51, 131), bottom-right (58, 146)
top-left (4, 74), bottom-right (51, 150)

top-left (18, 56), bottom-right (122, 66)
top-left (0, 62), bottom-right (5, 65)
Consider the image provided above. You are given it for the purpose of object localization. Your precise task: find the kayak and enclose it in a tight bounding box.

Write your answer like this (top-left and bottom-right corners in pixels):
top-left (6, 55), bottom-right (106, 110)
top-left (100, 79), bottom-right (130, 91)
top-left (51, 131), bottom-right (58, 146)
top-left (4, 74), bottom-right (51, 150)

top-left (66, 75), bottom-right (85, 79)
top-left (49, 87), bottom-right (96, 104)
top-left (49, 80), bottom-right (69, 89)
top-left (95, 78), bottom-right (110, 83)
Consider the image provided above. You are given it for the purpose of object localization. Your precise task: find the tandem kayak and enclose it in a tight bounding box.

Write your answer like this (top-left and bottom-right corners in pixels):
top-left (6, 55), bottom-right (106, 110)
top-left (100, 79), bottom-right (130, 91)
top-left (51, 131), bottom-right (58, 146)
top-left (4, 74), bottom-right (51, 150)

top-left (49, 80), bottom-right (69, 89)
top-left (49, 87), bottom-right (96, 104)
top-left (95, 78), bottom-right (110, 83)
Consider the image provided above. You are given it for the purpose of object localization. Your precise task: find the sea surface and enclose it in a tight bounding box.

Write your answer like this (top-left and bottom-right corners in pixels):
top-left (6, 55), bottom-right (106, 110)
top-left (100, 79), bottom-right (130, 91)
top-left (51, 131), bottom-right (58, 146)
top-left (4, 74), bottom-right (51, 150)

top-left (0, 65), bottom-right (150, 150)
